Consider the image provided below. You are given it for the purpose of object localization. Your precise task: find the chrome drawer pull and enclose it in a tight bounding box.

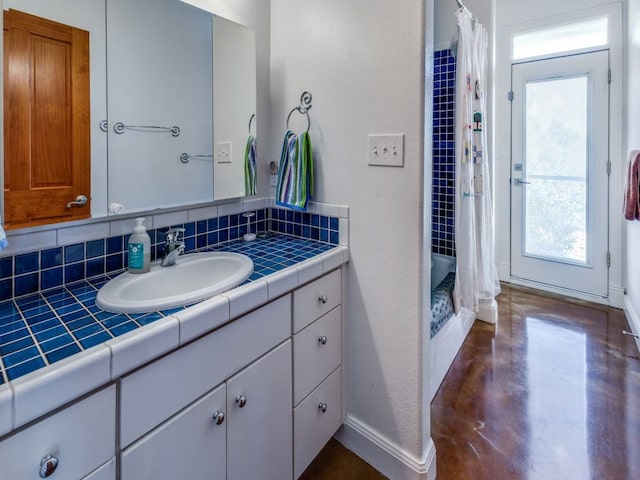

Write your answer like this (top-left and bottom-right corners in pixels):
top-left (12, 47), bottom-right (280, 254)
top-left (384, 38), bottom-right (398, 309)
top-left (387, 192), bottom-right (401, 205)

top-left (212, 410), bottom-right (225, 425)
top-left (235, 394), bottom-right (247, 408)
top-left (39, 455), bottom-right (59, 478)
top-left (318, 295), bottom-right (328, 304)
top-left (318, 402), bottom-right (328, 413)
top-left (318, 336), bottom-right (328, 346)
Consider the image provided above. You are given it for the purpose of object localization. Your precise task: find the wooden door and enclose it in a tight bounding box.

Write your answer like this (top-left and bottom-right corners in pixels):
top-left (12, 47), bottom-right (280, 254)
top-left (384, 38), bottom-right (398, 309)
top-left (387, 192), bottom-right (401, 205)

top-left (3, 9), bottom-right (90, 229)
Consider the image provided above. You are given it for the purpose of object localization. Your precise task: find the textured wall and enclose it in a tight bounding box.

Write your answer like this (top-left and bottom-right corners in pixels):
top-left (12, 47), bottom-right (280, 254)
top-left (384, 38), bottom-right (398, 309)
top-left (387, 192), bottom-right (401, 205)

top-left (270, 0), bottom-right (431, 471)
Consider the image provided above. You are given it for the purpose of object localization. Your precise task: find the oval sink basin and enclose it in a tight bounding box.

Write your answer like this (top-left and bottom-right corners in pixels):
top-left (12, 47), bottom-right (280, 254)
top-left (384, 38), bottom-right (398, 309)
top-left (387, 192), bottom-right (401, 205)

top-left (96, 252), bottom-right (253, 313)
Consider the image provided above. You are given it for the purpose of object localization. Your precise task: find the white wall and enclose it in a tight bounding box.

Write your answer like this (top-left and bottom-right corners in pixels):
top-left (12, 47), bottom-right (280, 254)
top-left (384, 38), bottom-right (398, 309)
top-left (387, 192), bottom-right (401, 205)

top-left (270, 0), bottom-right (435, 477)
top-left (493, 0), bottom-right (625, 306)
top-left (625, 0), bottom-right (640, 345)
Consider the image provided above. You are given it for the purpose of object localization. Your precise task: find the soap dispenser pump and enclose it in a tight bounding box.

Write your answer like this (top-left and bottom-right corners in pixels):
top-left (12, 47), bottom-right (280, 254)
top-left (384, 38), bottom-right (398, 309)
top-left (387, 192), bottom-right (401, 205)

top-left (128, 217), bottom-right (151, 274)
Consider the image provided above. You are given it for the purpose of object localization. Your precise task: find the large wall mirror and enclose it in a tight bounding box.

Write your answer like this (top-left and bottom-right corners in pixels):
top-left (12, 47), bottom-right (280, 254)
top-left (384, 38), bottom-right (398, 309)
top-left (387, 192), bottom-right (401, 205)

top-left (2, 0), bottom-right (257, 229)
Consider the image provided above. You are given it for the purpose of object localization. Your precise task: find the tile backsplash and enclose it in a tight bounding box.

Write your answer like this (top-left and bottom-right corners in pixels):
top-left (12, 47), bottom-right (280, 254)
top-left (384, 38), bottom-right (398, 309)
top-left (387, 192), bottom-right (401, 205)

top-left (0, 203), bottom-right (342, 302)
top-left (433, 48), bottom-right (456, 257)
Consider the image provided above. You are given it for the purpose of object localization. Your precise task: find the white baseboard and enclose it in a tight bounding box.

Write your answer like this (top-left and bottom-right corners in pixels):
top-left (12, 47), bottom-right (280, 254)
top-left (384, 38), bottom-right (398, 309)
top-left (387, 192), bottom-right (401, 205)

top-left (623, 295), bottom-right (640, 353)
top-left (334, 416), bottom-right (436, 480)
top-left (477, 298), bottom-right (498, 324)
top-left (609, 285), bottom-right (625, 309)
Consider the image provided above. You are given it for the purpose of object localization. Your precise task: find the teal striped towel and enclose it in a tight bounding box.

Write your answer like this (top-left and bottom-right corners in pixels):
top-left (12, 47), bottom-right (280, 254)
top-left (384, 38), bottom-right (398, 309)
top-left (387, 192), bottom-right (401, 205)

top-left (244, 135), bottom-right (257, 195)
top-left (276, 130), bottom-right (314, 211)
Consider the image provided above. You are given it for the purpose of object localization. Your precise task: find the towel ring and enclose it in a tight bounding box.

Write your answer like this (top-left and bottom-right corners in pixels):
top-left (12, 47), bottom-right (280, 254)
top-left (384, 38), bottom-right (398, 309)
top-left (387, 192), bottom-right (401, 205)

top-left (286, 91), bottom-right (313, 133)
top-left (248, 114), bottom-right (256, 136)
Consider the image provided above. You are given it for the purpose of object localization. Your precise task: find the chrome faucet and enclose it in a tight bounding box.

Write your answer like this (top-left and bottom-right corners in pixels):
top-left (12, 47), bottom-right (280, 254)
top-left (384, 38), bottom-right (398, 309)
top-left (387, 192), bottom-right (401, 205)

top-left (161, 228), bottom-right (185, 267)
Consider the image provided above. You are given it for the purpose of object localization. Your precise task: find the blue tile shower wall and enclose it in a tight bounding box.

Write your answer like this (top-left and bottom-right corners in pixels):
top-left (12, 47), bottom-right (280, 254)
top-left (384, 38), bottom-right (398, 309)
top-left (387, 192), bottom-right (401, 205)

top-left (433, 49), bottom-right (456, 257)
top-left (0, 207), bottom-right (339, 302)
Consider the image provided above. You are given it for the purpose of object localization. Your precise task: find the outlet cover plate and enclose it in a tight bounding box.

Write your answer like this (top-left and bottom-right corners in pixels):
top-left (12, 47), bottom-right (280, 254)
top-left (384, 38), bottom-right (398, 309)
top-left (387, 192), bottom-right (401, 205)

top-left (368, 134), bottom-right (404, 167)
top-left (215, 141), bottom-right (232, 163)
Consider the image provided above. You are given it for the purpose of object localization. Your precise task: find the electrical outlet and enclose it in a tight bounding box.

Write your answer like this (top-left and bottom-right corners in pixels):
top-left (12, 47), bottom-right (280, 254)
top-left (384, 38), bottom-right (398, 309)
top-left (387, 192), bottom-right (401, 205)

top-left (215, 141), bottom-right (232, 163)
top-left (367, 134), bottom-right (404, 167)
top-left (270, 174), bottom-right (278, 187)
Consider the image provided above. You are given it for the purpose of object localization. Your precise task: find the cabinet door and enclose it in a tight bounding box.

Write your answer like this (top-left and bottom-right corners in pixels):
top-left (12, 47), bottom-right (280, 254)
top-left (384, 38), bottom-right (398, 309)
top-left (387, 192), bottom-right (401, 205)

top-left (0, 385), bottom-right (115, 480)
top-left (122, 384), bottom-right (226, 480)
top-left (227, 340), bottom-right (293, 480)
top-left (83, 459), bottom-right (116, 480)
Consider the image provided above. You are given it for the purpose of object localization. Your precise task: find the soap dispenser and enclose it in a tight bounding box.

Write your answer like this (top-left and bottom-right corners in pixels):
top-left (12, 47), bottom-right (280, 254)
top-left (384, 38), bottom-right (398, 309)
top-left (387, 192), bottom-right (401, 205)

top-left (128, 217), bottom-right (151, 273)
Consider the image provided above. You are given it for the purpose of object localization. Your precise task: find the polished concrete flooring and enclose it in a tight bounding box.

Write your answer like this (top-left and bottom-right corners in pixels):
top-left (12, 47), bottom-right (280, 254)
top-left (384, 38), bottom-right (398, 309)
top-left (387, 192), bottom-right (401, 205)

top-left (303, 284), bottom-right (640, 479)
top-left (432, 284), bottom-right (640, 479)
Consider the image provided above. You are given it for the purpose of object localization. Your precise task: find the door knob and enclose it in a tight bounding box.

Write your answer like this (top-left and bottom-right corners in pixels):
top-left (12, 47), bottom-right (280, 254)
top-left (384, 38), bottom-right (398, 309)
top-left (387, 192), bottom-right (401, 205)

top-left (66, 194), bottom-right (88, 208)
top-left (513, 178), bottom-right (531, 186)
top-left (235, 394), bottom-right (247, 408)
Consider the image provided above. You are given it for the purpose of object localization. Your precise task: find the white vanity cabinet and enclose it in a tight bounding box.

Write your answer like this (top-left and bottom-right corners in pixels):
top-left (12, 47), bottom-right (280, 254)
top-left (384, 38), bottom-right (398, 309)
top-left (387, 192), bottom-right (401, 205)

top-left (120, 295), bottom-right (292, 480)
top-left (0, 385), bottom-right (116, 480)
top-left (292, 270), bottom-right (343, 479)
top-left (122, 384), bottom-right (227, 479)
top-left (227, 340), bottom-right (292, 480)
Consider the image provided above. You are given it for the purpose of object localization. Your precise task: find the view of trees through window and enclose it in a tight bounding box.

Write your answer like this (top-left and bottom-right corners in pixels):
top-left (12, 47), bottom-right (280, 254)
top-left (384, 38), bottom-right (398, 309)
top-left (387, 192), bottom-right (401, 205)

top-left (524, 75), bottom-right (588, 263)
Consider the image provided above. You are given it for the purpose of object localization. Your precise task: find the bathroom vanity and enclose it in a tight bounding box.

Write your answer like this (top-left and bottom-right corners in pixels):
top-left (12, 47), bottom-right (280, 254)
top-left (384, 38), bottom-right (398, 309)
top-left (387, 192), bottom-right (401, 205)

top-left (0, 245), bottom-right (348, 479)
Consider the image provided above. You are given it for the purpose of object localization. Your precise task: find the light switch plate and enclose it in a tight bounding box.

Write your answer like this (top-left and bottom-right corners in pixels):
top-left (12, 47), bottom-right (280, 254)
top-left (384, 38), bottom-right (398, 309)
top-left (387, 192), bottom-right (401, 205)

top-left (368, 134), bottom-right (404, 167)
top-left (215, 141), bottom-right (232, 163)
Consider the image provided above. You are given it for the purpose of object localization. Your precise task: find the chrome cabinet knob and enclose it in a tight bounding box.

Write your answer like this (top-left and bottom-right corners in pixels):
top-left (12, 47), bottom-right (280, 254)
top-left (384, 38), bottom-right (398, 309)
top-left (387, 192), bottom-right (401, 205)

top-left (39, 455), bottom-right (59, 478)
top-left (318, 402), bottom-right (328, 413)
top-left (318, 295), bottom-right (328, 304)
top-left (235, 394), bottom-right (247, 408)
top-left (212, 410), bottom-right (225, 425)
top-left (318, 336), bottom-right (328, 346)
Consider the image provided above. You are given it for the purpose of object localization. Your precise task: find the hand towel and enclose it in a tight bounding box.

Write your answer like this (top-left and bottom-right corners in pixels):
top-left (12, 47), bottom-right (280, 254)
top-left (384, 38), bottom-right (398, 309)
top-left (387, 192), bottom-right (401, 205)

top-left (623, 150), bottom-right (640, 221)
top-left (275, 130), bottom-right (314, 211)
top-left (0, 220), bottom-right (8, 251)
top-left (244, 135), bottom-right (257, 195)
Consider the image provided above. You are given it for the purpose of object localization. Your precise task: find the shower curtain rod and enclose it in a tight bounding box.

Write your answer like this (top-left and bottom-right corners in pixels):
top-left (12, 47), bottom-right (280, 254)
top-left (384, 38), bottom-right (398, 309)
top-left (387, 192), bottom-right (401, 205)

top-left (455, 0), bottom-right (474, 18)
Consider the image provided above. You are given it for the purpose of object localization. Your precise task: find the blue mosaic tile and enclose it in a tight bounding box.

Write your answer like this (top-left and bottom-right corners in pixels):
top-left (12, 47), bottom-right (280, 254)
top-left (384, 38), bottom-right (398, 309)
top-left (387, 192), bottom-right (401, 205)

top-left (15, 252), bottom-right (39, 275)
top-left (0, 279), bottom-right (12, 301)
top-left (433, 49), bottom-right (457, 258)
top-left (106, 236), bottom-right (123, 255)
top-left (65, 263), bottom-right (85, 284)
top-left (79, 331), bottom-right (111, 349)
top-left (45, 343), bottom-right (81, 364)
top-left (15, 273), bottom-right (39, 297)
top-left (41, 268), bottom-right (64, 290)
top-left (6, 357), bottom-right (46, 381)
top-left (0, 257), bottom-right (13, 279)
top-left (86, 239), bottom-right (105, 259)
top-left (3, 345), bottom-right (40, 368)
top-left (64, 244), bottom-right (85, 264)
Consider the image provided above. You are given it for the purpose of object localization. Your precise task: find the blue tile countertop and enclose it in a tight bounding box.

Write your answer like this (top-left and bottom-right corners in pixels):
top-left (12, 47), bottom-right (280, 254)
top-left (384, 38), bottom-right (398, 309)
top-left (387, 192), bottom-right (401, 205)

top-left (0, 235), bottom-right (336, 385)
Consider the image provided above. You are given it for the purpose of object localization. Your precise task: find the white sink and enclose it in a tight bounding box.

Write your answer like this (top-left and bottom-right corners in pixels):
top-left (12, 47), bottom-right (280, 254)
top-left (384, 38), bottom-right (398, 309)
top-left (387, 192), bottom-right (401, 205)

top-left (96, 252), bottom-right (254, 313)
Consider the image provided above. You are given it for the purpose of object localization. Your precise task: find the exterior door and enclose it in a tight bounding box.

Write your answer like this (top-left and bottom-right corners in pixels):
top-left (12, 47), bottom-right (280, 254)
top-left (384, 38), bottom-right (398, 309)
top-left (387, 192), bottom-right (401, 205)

top-left (3, 9), bottom-right (90, 229)
top-left (510, 50), bottom-right (609, 297)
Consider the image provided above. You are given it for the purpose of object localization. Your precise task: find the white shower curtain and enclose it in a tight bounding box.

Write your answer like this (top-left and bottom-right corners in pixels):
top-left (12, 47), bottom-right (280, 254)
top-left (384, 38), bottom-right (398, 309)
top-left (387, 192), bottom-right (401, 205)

top-left (453, 8), bottom-right (501, 322)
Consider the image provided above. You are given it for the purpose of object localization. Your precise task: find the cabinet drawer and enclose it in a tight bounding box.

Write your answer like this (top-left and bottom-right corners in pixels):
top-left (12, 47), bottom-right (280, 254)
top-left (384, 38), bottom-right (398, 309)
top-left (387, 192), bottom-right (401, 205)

top-left (120, 295), bottom-right (290, 447)
top-left (293, 269), bottom-right (341, 333)
top-left (0, 385), bottom-right (115, 480)
top-left (293, 366), bottom-right (342, 479)
top-left (122, 384), bottom-right (226, 480)
top-left (293, 306), bottom-right (341, 405)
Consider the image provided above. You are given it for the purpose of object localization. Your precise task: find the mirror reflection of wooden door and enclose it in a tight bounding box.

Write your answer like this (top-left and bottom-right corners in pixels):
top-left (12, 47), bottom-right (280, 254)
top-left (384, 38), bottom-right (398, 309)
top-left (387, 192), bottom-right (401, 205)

top-left (3, 9), bottom-right (90, 229)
